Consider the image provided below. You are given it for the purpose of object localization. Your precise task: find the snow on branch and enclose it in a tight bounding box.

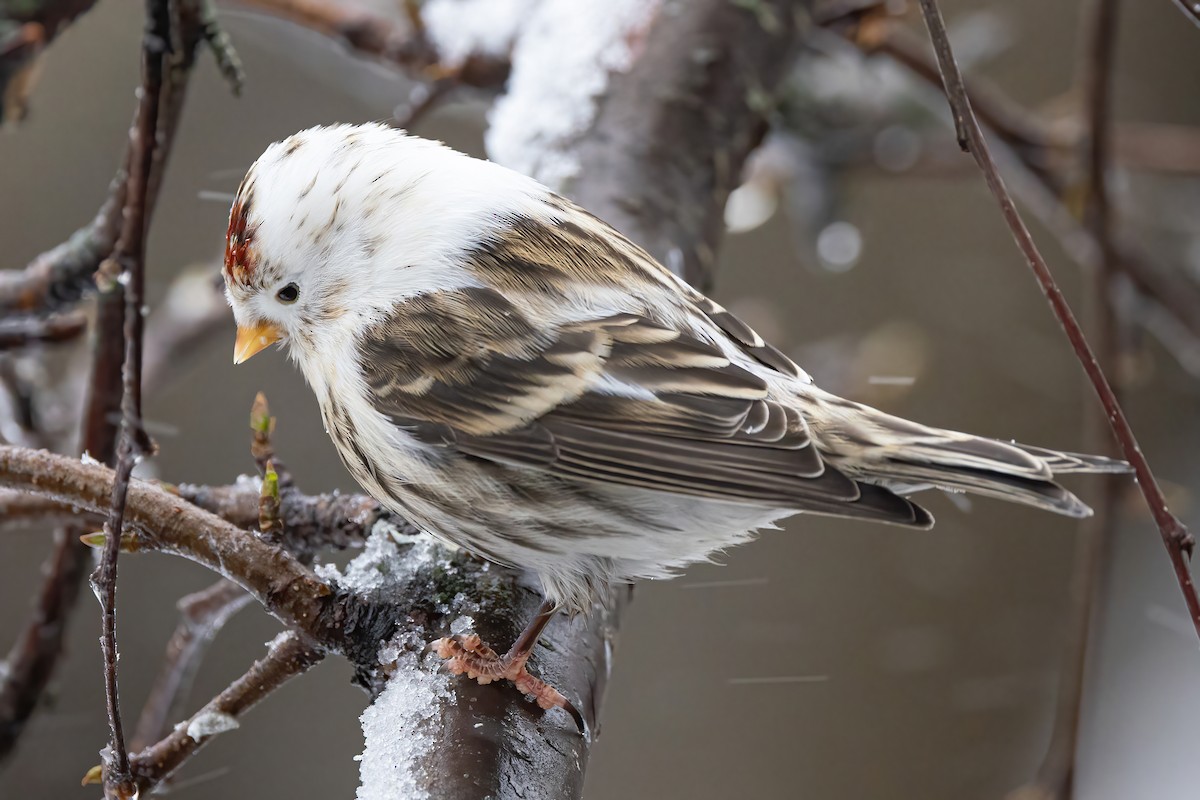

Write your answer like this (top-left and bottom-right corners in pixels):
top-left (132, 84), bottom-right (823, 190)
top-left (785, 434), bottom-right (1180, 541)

top-left (484, 0), bottom-right (660, 189)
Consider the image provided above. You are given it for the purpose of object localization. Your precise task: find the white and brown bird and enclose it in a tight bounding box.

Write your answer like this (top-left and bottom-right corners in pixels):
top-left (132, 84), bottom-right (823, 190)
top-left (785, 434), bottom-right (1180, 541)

top-left (223, 123), bottom-right (1126, 718)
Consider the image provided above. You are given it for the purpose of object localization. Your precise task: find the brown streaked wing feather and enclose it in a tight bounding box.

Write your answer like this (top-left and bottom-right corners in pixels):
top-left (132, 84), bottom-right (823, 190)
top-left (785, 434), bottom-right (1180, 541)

top-left (359, 287), bottom-right (612, 436)
top-left (362, 288), bottom-right (874, 512)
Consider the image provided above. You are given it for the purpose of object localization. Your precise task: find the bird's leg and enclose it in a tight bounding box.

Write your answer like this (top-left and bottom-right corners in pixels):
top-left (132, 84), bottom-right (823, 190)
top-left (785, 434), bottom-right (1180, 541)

top-left (433, 599), bottom-right (583, 728)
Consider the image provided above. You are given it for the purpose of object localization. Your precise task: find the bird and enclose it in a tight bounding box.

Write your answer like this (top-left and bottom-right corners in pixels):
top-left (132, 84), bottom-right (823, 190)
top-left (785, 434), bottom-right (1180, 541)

top-left (223, 122), bottom-right (1127, 721)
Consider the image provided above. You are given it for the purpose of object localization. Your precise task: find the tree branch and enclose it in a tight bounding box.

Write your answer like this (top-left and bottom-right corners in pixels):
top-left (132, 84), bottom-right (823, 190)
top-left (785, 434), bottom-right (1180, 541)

top-left (92, 0), bottom-right (173, 789)
top-left (855, 20), bottom-right (1200, 356)
top-left (0, 0), bottom-right (230, 767)
top-left (129, 580), bottom-right (253, 752)
top-left (567, 0), bottom-right (805, 289)
top-left (128, 631), bottom-right (324, 792)
top-left (227, 0), bottom-right (508, 89)
top-left (1170, 0), bottom-right (1200, 29)
top-left (0, 312), bottom-right (87, 350)
top-left (914, 0), bottom-right (1200, 639)
top-left (0, 169), bottom-right (126, 315)
top-left (0, 0), bottom-right (103, 122)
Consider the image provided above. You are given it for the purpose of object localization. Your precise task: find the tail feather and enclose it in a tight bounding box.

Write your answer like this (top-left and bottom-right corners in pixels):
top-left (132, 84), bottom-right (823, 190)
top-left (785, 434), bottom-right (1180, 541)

top-left (1009, 443), bottom-right (1130, 474)
top-left (810, 394), bottom-right (1131, 519)
top-left (876, 460), bottom-right (1094, 518)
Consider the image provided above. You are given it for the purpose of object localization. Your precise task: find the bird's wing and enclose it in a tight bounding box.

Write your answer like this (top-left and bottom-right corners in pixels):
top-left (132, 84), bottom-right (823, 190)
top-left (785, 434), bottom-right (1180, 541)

top-left (359, 287), bottom-right (928, 524)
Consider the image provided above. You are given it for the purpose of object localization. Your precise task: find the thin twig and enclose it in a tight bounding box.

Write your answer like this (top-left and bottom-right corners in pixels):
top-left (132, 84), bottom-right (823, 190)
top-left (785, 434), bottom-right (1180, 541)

top-left (130, 580), bottom-right (252, 751)
top-left (0, 482), bottom-right (393, 550)
top-left (0, 446), bottom-right (335, 635)
top-left (0, 0), bottom-right (224, 753)
top-left (128, 631), bottom-right (324, 794)
top-left (915, 0), bottom-right (1200, 639)
top-left (1170, 0), bottom-right (1200, 29)
top-left (857, 22), bottom-right (1200, 353)
top-left (94, 1), bottom-right (170, 792)
top-left (0, 168), bottom-right (126, 314)
top-left (0, 312), bottom-right (87, 349)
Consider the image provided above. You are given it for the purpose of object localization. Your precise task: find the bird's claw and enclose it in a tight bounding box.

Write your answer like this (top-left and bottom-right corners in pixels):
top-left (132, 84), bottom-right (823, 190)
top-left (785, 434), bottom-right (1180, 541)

top-left (432, 633), bottom-right (584, 729)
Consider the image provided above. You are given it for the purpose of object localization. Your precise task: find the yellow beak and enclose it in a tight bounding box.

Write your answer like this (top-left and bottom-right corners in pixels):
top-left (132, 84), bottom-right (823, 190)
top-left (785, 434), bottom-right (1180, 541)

top-left (233, 321), bottom-right (282, 364)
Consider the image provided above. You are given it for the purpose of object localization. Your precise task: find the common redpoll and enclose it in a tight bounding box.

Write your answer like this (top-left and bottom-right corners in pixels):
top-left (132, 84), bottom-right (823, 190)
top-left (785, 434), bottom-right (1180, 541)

top-left (223, 123), bottom-right (1126, 719)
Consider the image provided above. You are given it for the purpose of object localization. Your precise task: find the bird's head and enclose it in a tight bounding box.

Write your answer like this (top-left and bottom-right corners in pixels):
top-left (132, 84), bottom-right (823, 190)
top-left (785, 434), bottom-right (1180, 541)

top-left (222, 122), bottom-right (548, 367)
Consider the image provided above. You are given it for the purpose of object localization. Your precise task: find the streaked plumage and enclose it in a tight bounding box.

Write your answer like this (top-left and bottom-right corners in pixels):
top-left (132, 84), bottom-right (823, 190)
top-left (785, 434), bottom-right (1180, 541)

top-left (224, 122), bottom-right (1126, 620)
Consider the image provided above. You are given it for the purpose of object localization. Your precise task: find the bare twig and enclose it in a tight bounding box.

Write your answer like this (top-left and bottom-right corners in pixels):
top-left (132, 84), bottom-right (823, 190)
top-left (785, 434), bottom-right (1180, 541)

top-left (0, 482), bottom-right (393, 550)
top-left (0, 527), bottom-right (92, 759)
top-left (130, 580), bottom-right (252, 751)
top-left (1170, 0), bottom-right (1200, 29)
top-left (915, 0), bottom-right (1200, 639)
top-left (0, 446), bottom-right (335, 631)
top-left (0, 169), bottom-right (126, 314)
top-left (93, 1), bottom-right (171, 792)
top-left (128, 631), bottom-right (324, 793)
top-left (0, 0), bottom-right (103, 121)
top-left (856, 22), bottom-right (1200, 355)
top-left (0, 312), bottom-right (87, 349)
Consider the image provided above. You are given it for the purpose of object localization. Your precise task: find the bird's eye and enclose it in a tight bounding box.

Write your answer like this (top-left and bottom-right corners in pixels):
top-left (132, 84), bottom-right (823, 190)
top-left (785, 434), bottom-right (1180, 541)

top-left (275, 283), bottom-right (300, 304)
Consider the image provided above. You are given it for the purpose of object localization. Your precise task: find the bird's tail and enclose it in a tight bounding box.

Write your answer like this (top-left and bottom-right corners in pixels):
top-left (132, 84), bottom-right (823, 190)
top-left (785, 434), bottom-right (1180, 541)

top-left (808, 392), bottom-right (1130, 519)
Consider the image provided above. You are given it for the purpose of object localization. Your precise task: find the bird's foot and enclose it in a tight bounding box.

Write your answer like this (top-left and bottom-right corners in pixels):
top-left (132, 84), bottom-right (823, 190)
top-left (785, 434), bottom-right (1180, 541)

top-left (432, 632), bottom-right (582, 727)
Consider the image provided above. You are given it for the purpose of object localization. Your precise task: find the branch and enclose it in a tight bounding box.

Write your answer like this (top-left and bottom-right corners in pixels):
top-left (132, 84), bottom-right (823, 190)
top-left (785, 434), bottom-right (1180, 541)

top-left (914, 0), bottom-right (1200, 638)
top-left (127, 631), bottom-right (324, 792)
top-left (92, 0), bottom-right (173, 790)
top-left (0, 0), bottom-right (230, 767)
top-left (129, 580), bottom-right (252, 752)
top-left (0, 311), bottom-right (87, 349)
top-left (0, 527), bottom-right (91, 758)
top-left (0, 481), bottom-right (390, 550)
top-left (228, 0), bottom-right (508, 88)
top-left (0, 444), bottom-right (620, 796)
top-left (567, 0), bottom-right (804, 289)
top-left (0, 446), bottom-right (335, 633)
top-left (854, 19), bottom-right (1200, 387)
top-left (1170, 0), bottom-right (1200, 29)
top-left (0, 0), bottom-right (102, 122)
top-left (1016, 2), bottom-right (1123, 798)
top-left (0, 169), bottom-right (126, 315)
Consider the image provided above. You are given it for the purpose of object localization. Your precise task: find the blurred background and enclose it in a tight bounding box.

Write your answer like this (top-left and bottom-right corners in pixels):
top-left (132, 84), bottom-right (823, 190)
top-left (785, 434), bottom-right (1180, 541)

top-left (1, 0), bottom-right (1198, 797)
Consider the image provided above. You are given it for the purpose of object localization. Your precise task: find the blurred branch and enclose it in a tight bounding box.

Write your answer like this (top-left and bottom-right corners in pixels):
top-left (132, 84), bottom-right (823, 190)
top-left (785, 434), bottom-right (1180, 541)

top-left (141, 270), bottom-right (231, 390)
top-left (1170, 0), bottom-right (1200, 29)
top-left (569, 0), bottom-right (805, 289)
top-left (1019, 1), bottom-right (1123, 798)
top-left (0, 311), bottom-right (87, 349)
top-left (0, 170), bottom-right (126, 315)
top-left (915, 0), bottom-right (1200, 641)
top-left (867, 22), bottom-right (1069, 162)
top-left (227, 0), bottom-right (508, 88)
top-left (0, 0), bottom-right (102, 122)
top-left (850, 17), bottom-right (1200, 368)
